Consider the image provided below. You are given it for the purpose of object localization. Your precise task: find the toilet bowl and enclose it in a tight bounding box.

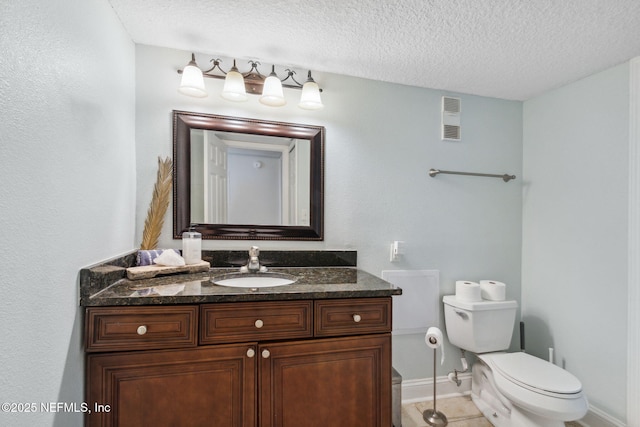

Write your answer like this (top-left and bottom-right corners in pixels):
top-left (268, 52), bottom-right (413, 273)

top-left (442, 295), bottom-right (588, 426)
top-left (474, 352), bottom-right (588, 426)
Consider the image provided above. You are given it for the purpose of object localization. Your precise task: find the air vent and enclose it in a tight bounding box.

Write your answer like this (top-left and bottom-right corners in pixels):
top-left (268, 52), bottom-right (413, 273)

top-left (443, 124), bottom-right (461, 140)
top-left (441, 96), bottom-right (461, 141)
top-left (443, 96), bottom-right (460, 113)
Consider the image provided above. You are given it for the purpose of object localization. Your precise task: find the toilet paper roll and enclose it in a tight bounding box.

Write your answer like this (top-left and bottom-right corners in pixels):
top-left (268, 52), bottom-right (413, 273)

top-left (425, 327), bottom-right (445, 365)
top-left (479, 280), bottom-right (506, 301)
top-left (455, 280), bottom-right (481, 302)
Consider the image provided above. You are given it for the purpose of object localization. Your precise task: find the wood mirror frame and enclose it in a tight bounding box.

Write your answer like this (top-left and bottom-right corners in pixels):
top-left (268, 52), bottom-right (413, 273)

top-left (173, 110), bottom-right (325, 240)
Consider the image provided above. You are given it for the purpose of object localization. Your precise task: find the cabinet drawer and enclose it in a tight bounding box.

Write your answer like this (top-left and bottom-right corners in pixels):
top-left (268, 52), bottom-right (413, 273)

top-left (314, 298), bottom-right (392, 337)
top-left (85, 306), bottom-right (198, 352)
top-left (200, 301), bottom-right (313, 345)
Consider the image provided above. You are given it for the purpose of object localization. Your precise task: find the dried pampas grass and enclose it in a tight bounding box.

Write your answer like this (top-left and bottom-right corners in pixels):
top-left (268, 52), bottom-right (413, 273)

top-left (140, 156), bottom-right (173, 250)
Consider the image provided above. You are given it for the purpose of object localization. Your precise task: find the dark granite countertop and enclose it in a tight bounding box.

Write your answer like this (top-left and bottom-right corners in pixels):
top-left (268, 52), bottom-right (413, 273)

top-left (80, 250), bottom-right (402, 306)
top-left (83, 267), bottom-right (401, 306)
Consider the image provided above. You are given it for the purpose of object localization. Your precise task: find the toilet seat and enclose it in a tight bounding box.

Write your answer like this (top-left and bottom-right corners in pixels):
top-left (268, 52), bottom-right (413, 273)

top-left (484, 352), bottom-right (582, 397)
top-left (478, 352), bottom-right (588, 421)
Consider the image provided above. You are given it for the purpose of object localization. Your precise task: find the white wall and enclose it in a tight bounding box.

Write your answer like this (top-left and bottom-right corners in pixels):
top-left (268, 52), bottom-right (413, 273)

top-left (135, 45), bottom-right (523, 380)
top-left (227, 150), bottom-right (282, 224)
top-left (522, 63), bottom-right (630, 421)
top-left (0, 1), bottom-right (136, 426)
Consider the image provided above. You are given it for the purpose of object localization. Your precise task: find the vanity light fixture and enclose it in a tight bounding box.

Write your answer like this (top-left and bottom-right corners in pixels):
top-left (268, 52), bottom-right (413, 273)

top-left (220, 60), bottom-right (248, 102)
top-left (178, 53), bottom-right (324, 110)
top-left (298, 72), bottom-right (323, 110)
top-left (178, 53), bottom-right (207, 98)
top-left (259, 65), bottom-right (286, 107)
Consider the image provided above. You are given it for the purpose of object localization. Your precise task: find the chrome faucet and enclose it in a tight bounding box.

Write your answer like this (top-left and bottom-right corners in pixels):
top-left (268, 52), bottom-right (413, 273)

top-left (240, 246), bottom-right (268, 273)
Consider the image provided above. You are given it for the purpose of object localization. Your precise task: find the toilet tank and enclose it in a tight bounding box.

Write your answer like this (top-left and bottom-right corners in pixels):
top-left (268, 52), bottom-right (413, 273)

top-left (443, 295), bottom-right (518, 353)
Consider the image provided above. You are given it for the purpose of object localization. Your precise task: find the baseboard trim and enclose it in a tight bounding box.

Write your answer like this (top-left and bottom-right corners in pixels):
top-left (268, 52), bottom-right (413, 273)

top-left (401, 375), bottom-right (626, 427)
top-left (578, 404), bottom-right (626, 427)
top-left (401, 373), bottom-right (472, 404)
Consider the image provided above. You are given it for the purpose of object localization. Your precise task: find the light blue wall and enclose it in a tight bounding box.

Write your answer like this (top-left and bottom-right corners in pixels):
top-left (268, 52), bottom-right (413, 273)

top-left (135, 45), bottom-right (523, 380)
top-left (0, 1), bottom-right (136, 426)
top-left (522, 63), bottom-right (630, 421)
top-left (3, 1), bottom-right (633, 423)
top-left (3, 2), bottom-right (631, 422)
top-left (2, 0), bottom-right (635, 422)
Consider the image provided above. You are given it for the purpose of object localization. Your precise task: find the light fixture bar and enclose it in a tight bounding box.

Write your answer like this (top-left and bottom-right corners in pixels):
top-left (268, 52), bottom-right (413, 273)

top-left (177, 56), bottom-right (323, 92)
top-left (177, 53), bottom-right (324, 109)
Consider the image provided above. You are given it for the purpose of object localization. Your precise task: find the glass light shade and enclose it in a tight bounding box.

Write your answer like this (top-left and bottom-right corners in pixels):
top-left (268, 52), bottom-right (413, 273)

top-left (221, 69), bottom-right (248, 102)
top-left (298, 80), bottom-right (324, 110)
top-left (259, 74), bottom-right (286, 107)
top-left (178, 63), bottom-right (207, 98)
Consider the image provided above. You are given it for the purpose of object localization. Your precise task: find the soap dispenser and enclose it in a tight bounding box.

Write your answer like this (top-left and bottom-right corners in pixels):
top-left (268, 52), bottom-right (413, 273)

top-left (182, 224), bottom-right (202, 265)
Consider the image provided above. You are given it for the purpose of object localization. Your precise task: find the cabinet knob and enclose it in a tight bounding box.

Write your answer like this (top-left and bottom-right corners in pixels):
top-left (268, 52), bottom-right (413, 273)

top-left (246, 348), bottom-right (256, 358)
top-left (136, 325), bottom-right (148, 335)
top-left (261, 349), bottom-right (271, 359)
top-left (353, 314), bottom-right (362, 323)
top-left (254, 319), bottom-right (264, 329)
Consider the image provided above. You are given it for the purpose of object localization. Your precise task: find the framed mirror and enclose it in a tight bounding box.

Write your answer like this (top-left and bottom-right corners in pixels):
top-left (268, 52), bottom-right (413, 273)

top-left (173, 110), bottom-right (324, 240)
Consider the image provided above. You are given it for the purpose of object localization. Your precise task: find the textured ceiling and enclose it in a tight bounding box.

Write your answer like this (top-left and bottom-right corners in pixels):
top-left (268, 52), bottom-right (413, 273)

top-left (108, 0), bottom-right (640, 101)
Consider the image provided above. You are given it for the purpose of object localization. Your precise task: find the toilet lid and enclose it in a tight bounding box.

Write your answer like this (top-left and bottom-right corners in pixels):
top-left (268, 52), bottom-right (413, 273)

top-left (486, 352), bottom-right (582, 395)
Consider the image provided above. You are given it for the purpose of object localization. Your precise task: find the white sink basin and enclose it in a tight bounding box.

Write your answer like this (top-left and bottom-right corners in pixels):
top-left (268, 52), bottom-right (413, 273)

top-left (211, 273), bottom-right (297, 288)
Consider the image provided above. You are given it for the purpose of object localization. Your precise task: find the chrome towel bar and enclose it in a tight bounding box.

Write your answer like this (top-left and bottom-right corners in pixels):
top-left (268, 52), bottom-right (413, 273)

top-left (429, 168), bottom-right (516, 183)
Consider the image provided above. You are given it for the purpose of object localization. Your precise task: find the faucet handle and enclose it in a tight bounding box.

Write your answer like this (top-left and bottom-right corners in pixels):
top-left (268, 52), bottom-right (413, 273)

top-left (249, 246), bottom-right (260, 257)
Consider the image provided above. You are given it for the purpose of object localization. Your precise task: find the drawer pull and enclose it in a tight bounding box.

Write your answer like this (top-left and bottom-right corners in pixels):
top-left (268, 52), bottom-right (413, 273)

top-left (136, 325), bottom-right (148, 335)
top-left (254, 319), bottom-right (264, 329)
top-left (246, 348), bottom-right (256, 358)
top-left (353, 314), bottom-right (362, 323)
top-left (261, 349), bottom-right (271, 359)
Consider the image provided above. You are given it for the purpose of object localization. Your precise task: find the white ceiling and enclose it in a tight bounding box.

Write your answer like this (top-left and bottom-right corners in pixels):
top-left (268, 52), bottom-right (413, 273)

top-left (108, 0), bottom-right (640, 101)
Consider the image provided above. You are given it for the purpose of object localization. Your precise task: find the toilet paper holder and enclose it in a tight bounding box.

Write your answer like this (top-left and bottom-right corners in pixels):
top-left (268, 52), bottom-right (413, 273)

top-left (424, 327), bottom-right (448, 426)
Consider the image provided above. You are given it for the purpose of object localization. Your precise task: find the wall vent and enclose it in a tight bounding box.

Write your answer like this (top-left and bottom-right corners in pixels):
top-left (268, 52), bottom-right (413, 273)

top-left (441, 96), bottom-right (461, 141)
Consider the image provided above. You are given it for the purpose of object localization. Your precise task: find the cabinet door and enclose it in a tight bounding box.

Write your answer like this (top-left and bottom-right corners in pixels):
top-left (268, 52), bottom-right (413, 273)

top-left (86, 344), bottom-right (257, 427)
top-left (259, 334), bottom-right (391, 427)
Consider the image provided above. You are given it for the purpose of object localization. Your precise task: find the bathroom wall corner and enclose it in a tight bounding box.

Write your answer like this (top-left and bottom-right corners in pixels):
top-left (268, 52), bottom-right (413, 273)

top-left (626, 55), bottom-right (640, 427)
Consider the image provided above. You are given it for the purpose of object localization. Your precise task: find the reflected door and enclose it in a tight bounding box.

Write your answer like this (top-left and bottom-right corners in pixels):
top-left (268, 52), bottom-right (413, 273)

top-left (204, 131), bottom-right (228, 223)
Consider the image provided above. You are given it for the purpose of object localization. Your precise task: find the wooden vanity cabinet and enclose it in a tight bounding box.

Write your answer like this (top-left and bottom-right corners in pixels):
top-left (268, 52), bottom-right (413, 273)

top-left (259, 334), bottom-right (391, 427)
top-left (86, 344), bottom-right (257, 427)
top-left (85, 298), bottom-right (392, 427)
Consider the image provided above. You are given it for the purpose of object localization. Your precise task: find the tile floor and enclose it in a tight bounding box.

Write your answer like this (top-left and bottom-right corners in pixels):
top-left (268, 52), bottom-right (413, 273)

top-left (401, 396), bottom-right (582, 427)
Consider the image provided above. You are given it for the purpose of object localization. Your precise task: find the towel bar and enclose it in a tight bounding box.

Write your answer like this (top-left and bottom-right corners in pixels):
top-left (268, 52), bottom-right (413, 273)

top-left (429, 168), bottom-right (516, 183)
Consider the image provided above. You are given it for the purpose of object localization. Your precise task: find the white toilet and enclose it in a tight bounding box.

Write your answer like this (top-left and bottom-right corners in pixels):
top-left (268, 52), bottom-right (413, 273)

top-left (442, 295), bottom-right (588, 426)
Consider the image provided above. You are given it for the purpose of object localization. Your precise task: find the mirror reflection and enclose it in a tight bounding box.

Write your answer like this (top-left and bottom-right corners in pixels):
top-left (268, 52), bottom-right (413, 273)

top-left (190, 130), bottom-right (311, 226)
top-left (172, 110), bottom-right (324, 240)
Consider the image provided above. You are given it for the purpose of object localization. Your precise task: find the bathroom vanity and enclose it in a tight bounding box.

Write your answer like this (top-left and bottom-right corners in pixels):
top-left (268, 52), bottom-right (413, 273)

top-left (80, 251), bottom-right (402, 427)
